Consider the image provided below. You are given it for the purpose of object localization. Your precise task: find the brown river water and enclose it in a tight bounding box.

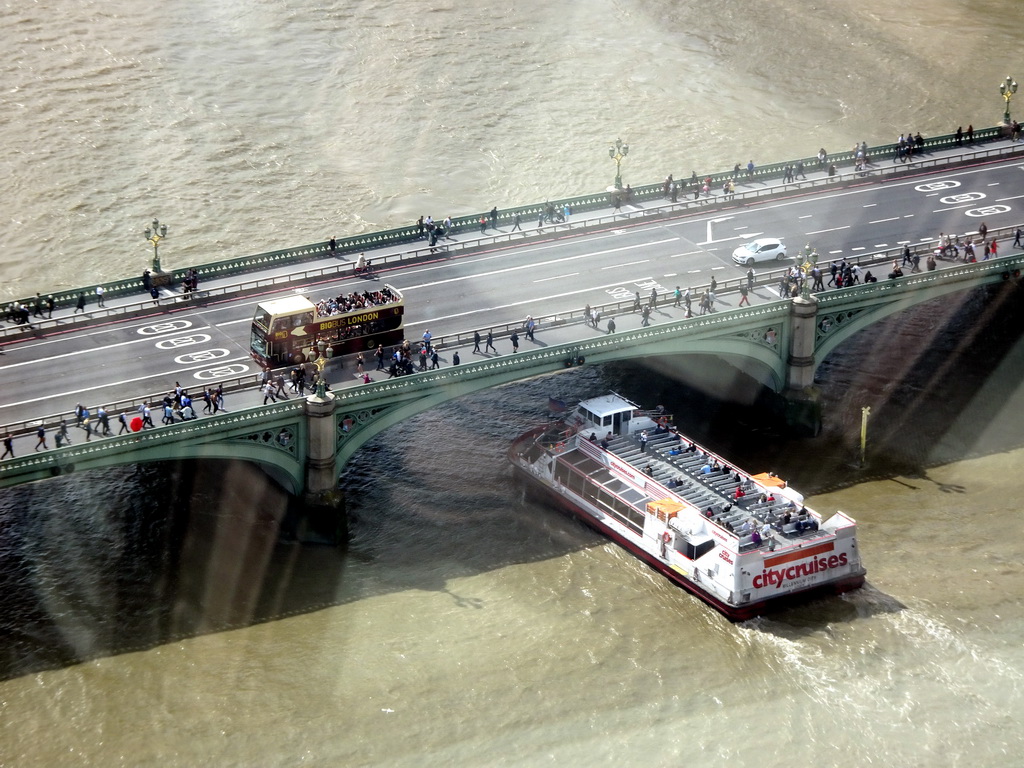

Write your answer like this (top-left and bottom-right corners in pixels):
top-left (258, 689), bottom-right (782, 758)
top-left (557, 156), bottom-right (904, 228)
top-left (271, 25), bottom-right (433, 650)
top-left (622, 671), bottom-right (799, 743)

top-left (2, 1), bottom-right (1024, 765)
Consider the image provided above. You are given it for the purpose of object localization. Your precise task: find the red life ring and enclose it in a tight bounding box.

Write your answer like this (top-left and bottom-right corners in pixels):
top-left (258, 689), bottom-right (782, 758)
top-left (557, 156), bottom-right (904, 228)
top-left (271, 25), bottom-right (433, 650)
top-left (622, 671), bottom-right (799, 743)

top-left (662, 531), bottom-right (672, 543)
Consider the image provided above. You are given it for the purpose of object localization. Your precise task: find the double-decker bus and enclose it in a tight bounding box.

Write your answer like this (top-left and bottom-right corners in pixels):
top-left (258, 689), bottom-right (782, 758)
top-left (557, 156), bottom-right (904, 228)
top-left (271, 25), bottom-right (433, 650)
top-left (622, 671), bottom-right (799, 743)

top-left (249, 284), bottom-right (404, 368)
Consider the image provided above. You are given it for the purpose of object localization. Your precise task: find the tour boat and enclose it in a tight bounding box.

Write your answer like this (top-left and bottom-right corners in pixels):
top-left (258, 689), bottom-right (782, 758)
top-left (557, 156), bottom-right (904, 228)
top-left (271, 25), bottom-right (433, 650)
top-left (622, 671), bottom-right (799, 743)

top-left (508, 393), bottom-right (866, 621)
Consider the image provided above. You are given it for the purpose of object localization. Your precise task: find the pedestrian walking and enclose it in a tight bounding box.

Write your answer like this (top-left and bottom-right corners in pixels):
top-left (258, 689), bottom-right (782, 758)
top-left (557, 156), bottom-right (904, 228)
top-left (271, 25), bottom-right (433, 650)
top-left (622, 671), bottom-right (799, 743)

top-left (672, 286), bottom-right (682, 307)
top-left (46, 295), bottom-right (54, 318)
top-left (485, 330), bottom-right (496, 353)
top-left (525, 315), bottom-right (536, 341)
top-left (375, 344), bottom-right (385, 370)
top-left (356, 353), bottom-right (364, 374)
top-left (35, 426), bottom-right (47, 451)
top-left (510, 213), bottom-right (522, 232)
top-left (641, 305), bottom-right (651, 327)
top-left (649, 287), bottom-right (658, 309)
top-left (746, 268), bottom-right (755, 292)
top-left (738, 283), bottom-right (750, 306)
top-left (74, 292), bottom-right (86, 313)
top-left (473, 330), bottom-right (482, 354)
top-left (684, 287), bottom-right (692, 315)
top-left (990, 238), bottom-right (998, 258)
top-left (215, 384), bottom-right (226, 411)
top-left (1015, 228), bottom-right (1022, 248)
top-left (430, 349), bottom-right (439, 369)
top-left (263, 382), bottom-right (278, 404)
top-left (453, 351), bottom-right (460, 366)
top-left (490, 206), bottom-right (498, 229)
top-left (96, 285), bottom-right (105, 307)
top-left (118, 412), bottom-right (129, 434)
top-left (479, 217), bottom-right (487, 234)
top-left (2, 433), bottom-right (14, 459)
top-left (606, 317), bottom-right (616, 334)
top-left (510, 331), bottom-right (519, 353)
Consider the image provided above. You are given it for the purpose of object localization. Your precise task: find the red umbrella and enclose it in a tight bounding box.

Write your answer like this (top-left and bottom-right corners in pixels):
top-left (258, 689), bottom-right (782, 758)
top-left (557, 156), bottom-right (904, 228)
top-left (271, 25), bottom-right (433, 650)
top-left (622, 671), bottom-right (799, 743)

top-left (130, 417), bottom-right (143, 432)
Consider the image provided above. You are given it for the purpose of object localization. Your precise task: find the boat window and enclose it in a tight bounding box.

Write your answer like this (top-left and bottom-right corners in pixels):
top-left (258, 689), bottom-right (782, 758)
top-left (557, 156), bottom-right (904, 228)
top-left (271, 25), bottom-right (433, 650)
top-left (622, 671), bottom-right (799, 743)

top-left (602, 416), bottom-right (611, 427)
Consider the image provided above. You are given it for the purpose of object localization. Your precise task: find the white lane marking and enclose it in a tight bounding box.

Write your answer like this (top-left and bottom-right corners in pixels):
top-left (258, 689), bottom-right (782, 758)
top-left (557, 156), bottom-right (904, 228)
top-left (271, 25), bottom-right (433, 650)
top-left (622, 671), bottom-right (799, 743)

top-left (868, 217), bottom-right (900, 224)
top-left (996, 193), bottom-right (1024, 202)
top-left (410, 279), bottom-right (657, 327)
top-left (601, 260), bottom-right (650, 270)
top-left (863, 203), bottom-right (877, 208)
top-left (0, 357), bottom-right (253, 411)
top-left (155, 334), bottom-right (212, 350)
top-left (411, 237), bottom-right (678, 291)
top-left (0, 325), bottom-right (217, 370)
top-left (670, 250), bottom-right (704, 258)
top-left (533, 273), bottom-right (579, 282)
top-left (805, 226), bottom-right (851, 235)
top-left (874, 243), bottom-right (889, 248)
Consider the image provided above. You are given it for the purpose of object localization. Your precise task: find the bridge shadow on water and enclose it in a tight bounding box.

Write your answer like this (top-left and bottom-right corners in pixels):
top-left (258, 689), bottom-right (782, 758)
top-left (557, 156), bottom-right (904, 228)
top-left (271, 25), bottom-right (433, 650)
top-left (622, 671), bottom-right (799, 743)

top-left (2, 282), bottom-right (1022, 676)
top-left (0, 372), bottom-right (614, 681)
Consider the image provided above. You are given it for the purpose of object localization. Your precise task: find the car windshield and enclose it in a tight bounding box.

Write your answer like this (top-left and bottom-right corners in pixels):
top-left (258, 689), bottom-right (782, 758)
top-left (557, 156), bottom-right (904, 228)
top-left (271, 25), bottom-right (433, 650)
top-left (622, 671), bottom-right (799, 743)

top-left (741, 242), bottom-right (759, 252)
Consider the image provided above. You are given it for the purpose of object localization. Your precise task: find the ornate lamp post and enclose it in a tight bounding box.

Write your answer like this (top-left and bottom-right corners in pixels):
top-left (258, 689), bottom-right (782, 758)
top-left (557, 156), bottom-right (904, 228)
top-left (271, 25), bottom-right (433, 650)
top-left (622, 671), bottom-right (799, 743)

top-left (608, 138), bottom-right (629, 189)
top-left (1000, 76), bottom-right (1018, 124)
top-left (143, 217), bottom-right (168, 272)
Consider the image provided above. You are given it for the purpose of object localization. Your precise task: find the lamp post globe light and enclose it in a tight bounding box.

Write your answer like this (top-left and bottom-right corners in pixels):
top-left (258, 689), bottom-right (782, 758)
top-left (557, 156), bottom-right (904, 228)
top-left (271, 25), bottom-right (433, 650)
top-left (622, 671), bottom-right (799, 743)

top-left (1000, 76), bottom-right (1018, 124)
top-left (608, 138), bottom-right (629, 189)
top-left (143, 217), bottom-right (168, 272)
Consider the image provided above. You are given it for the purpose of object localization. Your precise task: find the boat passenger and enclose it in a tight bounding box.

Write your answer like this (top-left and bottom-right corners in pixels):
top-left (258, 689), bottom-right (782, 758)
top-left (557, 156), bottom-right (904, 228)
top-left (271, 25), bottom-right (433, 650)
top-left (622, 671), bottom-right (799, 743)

top-left (734, 486), bottom-right (745, 499)
top-left (701, 463), bottom-right (713, 474)
top-left (588, 432), bottom-right (597, 442)
top-left (600, 435), bottom-right (610, 450)
top-left (703, 508), bottom-right (714, 518)
top-left (643, 464), bottom-right (654, 476)
top-left (751, 529), bottom-right (762, 546)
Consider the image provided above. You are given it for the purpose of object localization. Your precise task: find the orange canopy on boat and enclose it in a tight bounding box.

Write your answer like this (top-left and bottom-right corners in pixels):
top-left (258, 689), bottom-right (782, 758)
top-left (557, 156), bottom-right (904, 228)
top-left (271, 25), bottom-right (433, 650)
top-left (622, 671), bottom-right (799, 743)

top-left (647, 498), bottom-right (685, 520)
top-left (751, 472), bottom-right (787, 488)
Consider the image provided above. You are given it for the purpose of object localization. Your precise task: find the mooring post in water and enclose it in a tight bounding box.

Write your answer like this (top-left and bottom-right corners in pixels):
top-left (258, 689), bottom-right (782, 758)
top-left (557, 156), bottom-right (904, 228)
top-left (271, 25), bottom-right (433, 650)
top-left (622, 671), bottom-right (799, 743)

top-left (860, 406), bottom-right (871, 467)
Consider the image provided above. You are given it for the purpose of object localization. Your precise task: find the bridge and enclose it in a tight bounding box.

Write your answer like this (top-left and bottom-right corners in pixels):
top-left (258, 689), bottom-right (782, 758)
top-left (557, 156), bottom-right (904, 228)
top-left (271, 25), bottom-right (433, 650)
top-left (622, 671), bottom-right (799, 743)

top-left (1, 251), bottom-right (1020, 494)
top-left (2, 134), bottom-right (1024, 495)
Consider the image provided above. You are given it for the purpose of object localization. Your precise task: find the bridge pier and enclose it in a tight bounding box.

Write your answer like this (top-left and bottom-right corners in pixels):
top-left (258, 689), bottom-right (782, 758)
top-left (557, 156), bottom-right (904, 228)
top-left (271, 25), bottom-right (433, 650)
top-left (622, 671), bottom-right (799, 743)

top-left (304, 389), bottom-right (339, 494)
top-left (289, 390), bottom-right (347, 544)
top-left (784, 295), bottom-right (823, 436)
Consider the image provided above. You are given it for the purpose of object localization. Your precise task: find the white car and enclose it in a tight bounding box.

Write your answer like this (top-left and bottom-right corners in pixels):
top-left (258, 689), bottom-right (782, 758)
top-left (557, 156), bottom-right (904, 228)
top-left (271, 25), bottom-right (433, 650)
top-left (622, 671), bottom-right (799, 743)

top-left (732, 238), bottom-right (787, 266)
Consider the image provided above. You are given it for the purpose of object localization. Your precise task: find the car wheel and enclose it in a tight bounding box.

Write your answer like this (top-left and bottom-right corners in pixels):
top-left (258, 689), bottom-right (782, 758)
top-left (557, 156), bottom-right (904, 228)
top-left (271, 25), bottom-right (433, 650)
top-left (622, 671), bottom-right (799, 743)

top-left (746, 257), bottom-right (755, 266)
top-left (776, 253), bottom-right (787, 261)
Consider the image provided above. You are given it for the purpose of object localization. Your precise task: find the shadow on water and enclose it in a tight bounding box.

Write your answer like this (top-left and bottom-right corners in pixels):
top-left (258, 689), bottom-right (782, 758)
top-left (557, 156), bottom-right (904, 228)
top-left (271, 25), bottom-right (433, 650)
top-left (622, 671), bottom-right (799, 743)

top-left (0, 371), bottom-right (613, 682)
top-left (1, 282), bottom-right (1021, 678)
